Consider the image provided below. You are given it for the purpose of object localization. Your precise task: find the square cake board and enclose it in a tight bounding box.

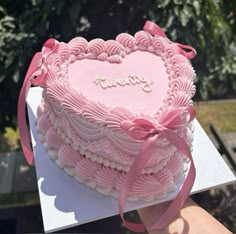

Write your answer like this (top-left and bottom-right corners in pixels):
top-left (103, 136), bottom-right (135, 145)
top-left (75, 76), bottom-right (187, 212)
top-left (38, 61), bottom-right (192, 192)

top-left (27, 87), bottom-right (236, 233)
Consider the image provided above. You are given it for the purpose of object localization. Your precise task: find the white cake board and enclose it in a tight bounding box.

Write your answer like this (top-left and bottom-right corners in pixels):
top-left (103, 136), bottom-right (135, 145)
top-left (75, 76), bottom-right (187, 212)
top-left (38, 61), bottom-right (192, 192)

top-left (27, 87), bottom-right (236, 233)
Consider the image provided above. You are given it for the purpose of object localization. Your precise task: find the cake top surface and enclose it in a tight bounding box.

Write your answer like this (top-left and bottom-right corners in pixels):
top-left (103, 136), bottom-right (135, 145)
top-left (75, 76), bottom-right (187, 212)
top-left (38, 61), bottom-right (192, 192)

top-left (68, 50), bottom-right (169, 114)
top-left (31, 21), bottom-right (196, 121)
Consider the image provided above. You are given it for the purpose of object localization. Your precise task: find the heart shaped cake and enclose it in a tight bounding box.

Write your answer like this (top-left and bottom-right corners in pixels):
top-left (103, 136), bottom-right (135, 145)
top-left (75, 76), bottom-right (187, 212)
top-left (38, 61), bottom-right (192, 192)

top-left (19, 21), bottom-right (197, 231)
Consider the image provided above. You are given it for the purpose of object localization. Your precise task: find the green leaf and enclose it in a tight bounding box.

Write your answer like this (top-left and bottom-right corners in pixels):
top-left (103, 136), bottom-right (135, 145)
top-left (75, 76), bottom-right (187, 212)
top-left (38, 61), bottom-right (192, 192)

top-left (157, 0), bottom-right (171, 8)
top-left (5, 54), bottom-right (14, 68)
top-left (173, 0), bottom-right (184, 5)
top-left (0, 74), bottom-right (5, 82)
top-left (193, 0), bottom-right (201, 16)
top-left (13, 70), bottom-right (20, 83)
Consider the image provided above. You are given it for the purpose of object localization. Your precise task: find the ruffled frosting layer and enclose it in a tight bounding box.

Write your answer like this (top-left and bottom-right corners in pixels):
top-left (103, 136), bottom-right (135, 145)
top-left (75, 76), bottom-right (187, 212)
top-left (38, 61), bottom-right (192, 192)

top-left (37, 123), bottom-right (187, 201)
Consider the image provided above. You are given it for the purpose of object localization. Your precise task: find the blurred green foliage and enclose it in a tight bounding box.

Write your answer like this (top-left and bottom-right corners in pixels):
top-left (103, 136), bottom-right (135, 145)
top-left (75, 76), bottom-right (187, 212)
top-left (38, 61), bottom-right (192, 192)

top-left (0, 0), bottom-right (235, 129)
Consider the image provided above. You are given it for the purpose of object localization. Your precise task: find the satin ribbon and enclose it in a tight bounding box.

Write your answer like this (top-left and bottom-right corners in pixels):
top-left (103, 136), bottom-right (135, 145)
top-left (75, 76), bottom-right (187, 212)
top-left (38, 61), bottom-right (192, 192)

top-left (119, 107), bottom-right (196, 232)
top-left (17, 38), bottom-right (57, 165)
top-left (144, 20), bottom-right (196, 59)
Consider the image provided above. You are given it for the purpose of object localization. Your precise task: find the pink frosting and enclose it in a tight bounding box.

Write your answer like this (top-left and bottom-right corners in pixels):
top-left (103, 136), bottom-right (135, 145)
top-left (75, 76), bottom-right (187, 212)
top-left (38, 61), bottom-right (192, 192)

top-left (165, 44), bottom-right (181, 59)
top-left (35, 25), bottom-right (196, 202)
top-left (105, 40), bottom-right (123, 56)
top-left (153, 168), bottom-right (174, 191)
top-left (134, 31), bottom-right (152, 47)
top-left (57, 42), bottom-right (69, 61)
top-left (74, 158), bottom-right (101, 180)
top-left (129, 175), bottom-right (165, 199)
top-left (114, 172), bottom-right (126, 191)
top-left (95, 166), bottom-right (117, 188)
top-left (88, 39), bottom-right (106, 55)
top-left (37, 114), bottom-right (51, 134)
top-left (68, 51), bottom-right (169, 115)
top-left (116, 33), bottom-right (136, 49)
top-left (58, 144), bottom-right (82, 167)
top-left (45, 127), bottom-right (64, 149)
top-left (97, 52), bottom-right (108, 61)
top-left (68, 37), bottom-right (88, 55)
top-left (37, 101), bottom-right (45, 117)
top-left (152, 35), bottom-right (169, 54)
top-left (165, 153), bottom-right (184, 178)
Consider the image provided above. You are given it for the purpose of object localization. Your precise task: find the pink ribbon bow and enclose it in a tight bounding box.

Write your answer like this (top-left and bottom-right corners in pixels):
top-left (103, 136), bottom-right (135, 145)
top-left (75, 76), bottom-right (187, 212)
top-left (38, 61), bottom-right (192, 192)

top-left (119, 107), bottom-right (196, 232)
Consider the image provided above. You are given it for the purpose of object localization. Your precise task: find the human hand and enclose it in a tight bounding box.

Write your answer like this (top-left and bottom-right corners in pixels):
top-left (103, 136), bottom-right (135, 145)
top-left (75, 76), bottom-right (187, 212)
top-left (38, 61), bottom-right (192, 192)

top-left (138, 197), bottom-right (232, 234)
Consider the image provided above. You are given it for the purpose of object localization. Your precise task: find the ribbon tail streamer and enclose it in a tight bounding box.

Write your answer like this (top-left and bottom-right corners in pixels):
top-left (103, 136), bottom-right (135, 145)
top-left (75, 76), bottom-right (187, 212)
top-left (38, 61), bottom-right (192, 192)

top-left (149, 129), bottom-right (196, 231)
top-left (17, 52), bottom-right (42, 165)
top-left (119, 135), bottom-right (158, 232)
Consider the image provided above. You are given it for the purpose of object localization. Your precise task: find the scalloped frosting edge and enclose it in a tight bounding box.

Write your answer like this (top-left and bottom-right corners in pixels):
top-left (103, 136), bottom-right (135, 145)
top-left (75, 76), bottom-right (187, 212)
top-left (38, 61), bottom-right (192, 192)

top-left (37, 126), bottom-right (190, 201)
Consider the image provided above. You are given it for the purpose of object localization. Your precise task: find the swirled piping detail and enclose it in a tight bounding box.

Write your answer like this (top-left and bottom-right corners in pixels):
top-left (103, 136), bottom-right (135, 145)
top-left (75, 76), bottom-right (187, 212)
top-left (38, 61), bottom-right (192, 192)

top-left (169, 77), bottom-right (195, 96)
top-left (37, 114), bottom-right (51, 134)
top-left (116, 33), bottom-right (136, 48)
top-left (165, 153), bottom-right (184, 178)
top-left (165, 92), bottom-right (193, 108)
top-left (68, 115), bottom-right (105, 141)
top-left (134, 31), bottom-right (152, 47)
top-left (76, 53), bottom-right (86, 60)
top-left (153, 168), bottom-right (175, 192)
top-left (145, 147), bottom-right (173, 168)
top-left (152, 35), bottom-right (169, 54)
top-left (57, 42), bottom-right (70, 61)
top-left (82, 138), bottom-right (110, 153)
top-left (173, 63), bottom-right (196, 80)
top-left (45, 127), bottom-right (64, 149)
top-left (105, 40), bottom-right (124, 56)
top-left (97, 52), bottom-right (108, 61)
top-left (87, 38), bottom-right (106, 56)
top-left (114, 172), bottom-right (126, 191)
top-left (68, 37), bottom-right (88, 55)
top-left (129, 175), bottom-right (165, 200)
top-left (108, 132), bottom-right (142, 156)
top-left (37, 101), bottom-right (45, 117)
top-left (85, 52), bottom-right (97, 59)
top-left (95, 166), bottom-right (117, 188)
top-left (105, 107), bottom-right (134, 132)
top-left (74, 158), bottom-right (101, 180)
top-left (58, 143), bottom-right (82, 167)
top-left (172, 93), bottom-right (193, 108)
top-left (106, 54), bottom-right (123, 63)
top-left (46, 81), bottom-right (69, 102)
top-left (165, 44), bottom-right (181, 59)
top-left (44, 55), bottom-right (62, 82)
top-left (62, 90), bottom-right (87, 114)
top-left (170, 54), bottom-right (190, 66)
top-left (82, 102), bottom-right (107, 125)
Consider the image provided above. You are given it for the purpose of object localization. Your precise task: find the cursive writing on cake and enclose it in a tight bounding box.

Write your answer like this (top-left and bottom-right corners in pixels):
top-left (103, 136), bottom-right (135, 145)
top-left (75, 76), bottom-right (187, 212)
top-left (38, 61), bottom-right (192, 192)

top-left (94, 75), bottom-right (153, 92)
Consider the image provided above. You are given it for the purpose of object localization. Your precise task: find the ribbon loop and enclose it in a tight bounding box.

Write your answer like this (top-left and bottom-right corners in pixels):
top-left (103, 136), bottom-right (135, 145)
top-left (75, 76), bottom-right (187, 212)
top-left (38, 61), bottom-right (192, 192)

top-left (176, 43), bottom-right (197, 59)
top-left (143, 21), bottom-right (196, 59)
top-left (143, 20), bottom-right (166, 37)
top-left (42, 38), bottom-right (58, 56)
